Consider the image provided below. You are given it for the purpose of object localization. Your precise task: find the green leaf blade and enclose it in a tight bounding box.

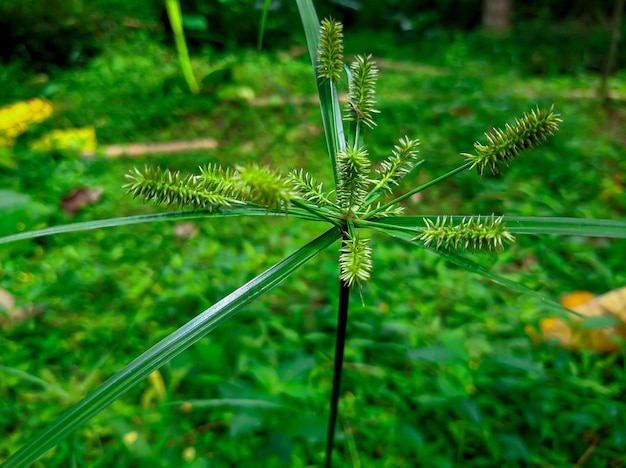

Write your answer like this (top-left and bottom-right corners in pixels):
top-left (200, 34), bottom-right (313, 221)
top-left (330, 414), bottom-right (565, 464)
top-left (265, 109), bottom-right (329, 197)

top-left (2, 227), bottom-right (341, 467)
top-left (0, 208), bottom-right (326, 246)
top-left (370, 216), bottom-right (626, 239)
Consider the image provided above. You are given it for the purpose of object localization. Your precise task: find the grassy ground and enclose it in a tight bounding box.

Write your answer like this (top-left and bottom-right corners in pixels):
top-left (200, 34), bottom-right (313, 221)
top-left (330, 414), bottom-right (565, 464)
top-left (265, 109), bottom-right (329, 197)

top-left (1, 19), bottom-right (626, 467)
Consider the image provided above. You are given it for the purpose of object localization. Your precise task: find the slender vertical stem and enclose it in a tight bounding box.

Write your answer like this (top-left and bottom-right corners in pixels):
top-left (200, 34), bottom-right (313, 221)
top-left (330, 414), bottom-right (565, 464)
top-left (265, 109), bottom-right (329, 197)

top-left (325, 278), bottom-right (351, 468)
top-left (165, 0), bottom-right (200, 95)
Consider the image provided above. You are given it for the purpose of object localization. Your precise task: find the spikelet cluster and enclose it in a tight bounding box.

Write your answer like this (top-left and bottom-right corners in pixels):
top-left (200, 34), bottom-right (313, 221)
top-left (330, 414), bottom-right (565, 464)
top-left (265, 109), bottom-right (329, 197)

top-left (336, 145), bottom-right (370, 210)
top-left (339, 235), bottom-right (373, 287)
top-left (288, 169), bottom-right (336, 207)
top-left (124, 164), bottom-right (295, 212)
top-left (345, 55), bottom-right (379, 129)
top-left (416, 215), bottom-right (515, 252)
top-left (371, 136), bottom-right (421, 196)
top-left (463, 106), bottom-right (561, 177)
top-left (364, 202), bottom-right (404, 218)
top-left (124, 166), bottom-right (239, 209)
top-left (234, 164), bottom-right (296, 211)
top-left (316, 18), bottom-right (343, 83)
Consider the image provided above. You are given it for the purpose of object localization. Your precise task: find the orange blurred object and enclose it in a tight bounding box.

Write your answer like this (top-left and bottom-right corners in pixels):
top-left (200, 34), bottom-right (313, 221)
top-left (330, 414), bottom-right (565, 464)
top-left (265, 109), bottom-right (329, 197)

top-left (526, 287), bottom-right (626, 352)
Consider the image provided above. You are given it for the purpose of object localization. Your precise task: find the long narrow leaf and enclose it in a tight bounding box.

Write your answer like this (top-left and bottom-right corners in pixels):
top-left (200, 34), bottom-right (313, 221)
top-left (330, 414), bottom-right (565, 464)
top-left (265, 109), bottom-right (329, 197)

top-left (165, 399), bottom-right (287, 410)
top-left (504, 216), bottom-right (626, 238)
top-left (165, 0), bottom-right (199, 94)
top-left (2, 227), bottom-right (341, 467)
top-left (372, 216), bottom-right (626, 238)
top-left (295, 0), bottom-right (344, 185)
top-left (257, 0), bottom-right (271, 49)
top-left (379, 227), bottom-right (581, 318)
top-left (0, 207), bottom-right (322, 246)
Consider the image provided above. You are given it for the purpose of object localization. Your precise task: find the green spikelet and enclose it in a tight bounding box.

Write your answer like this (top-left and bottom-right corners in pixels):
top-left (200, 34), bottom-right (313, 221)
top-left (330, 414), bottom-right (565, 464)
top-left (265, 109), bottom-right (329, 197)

top-left (416, 215), bottom-right (516, 252)
top-left (288, 169), bottom-right (337, 207)
top-left (123, 166), bottom-right (239, 209)
top-left (336, 145), bottom-right (370, 210)
top-left (463, 106), bottom-right (561, 177)
top-left (345, 54), bottom-right (379, 129)
top-left (234, 164), bottom-right (296, 211)
top-left (316, 18), bottom-right (343, 83)
top-left (370, 136), bottom-right (421, 197)
top-left (364, 202), bottom-right (404, 218)
top-left (339, 234), bottom-right (373, 286)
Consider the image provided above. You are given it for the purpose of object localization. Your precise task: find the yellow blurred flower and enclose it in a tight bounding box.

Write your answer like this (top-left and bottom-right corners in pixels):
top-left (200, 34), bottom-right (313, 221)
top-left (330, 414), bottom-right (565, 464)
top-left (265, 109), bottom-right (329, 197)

top-left (122, 431), bottom-right (138, 446)
top-left (0, 98), bottom-right (54, 147)
top-left (29, 127), bottom-right (97, 152)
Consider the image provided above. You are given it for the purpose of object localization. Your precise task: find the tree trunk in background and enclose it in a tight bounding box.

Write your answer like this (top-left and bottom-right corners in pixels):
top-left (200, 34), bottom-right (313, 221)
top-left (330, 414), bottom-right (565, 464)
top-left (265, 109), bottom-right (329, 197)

top-left (482, 0), bottom-right (512, 35)
top-left (599, 0), bottom-right (625, 103)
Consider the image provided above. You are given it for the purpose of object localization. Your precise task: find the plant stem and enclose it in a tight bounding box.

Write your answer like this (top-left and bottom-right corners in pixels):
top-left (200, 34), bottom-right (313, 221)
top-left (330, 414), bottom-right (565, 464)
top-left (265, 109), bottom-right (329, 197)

top-left (356, 218), bottom-right (419, 234)
top-left (325, 277), bottom-right (351, 467)
top-left (291, 199), bottom-right (342, 226)
top-left (364, 161), bottom-right (472, 218)
top-left (165, 0), bottom-right (200, 94)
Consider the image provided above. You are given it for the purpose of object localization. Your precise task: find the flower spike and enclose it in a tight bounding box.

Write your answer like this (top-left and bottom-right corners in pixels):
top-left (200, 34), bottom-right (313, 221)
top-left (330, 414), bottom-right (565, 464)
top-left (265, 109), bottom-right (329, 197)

top-left (339, 234), bottom-right (373, 287)
top-left (416, 215), bottom-right (516, 252)
top-left (370, 136), bottom-right (421, 197)
top-left (463, 106), bottom-right (561, 178)
top-left (336, 145), bottom-right (370, 211)
top-left (316, 18), bottom-right (344, 83)
top-left (288, 169), bottom-right (337, 207)
top-left (123, 166), bottom-right (239, 210)
top-left (345, 54), bottom-right (379, 129)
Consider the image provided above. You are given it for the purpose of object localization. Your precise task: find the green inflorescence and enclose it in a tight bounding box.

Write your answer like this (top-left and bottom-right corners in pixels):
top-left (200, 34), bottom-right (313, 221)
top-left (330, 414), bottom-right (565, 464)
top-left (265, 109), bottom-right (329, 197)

top-left (463, 106), bottom-right (561, 177)
top-left (416, 215), bottom-right (516, 252)
top-left (124, 164), bottom-right (295, 212)
top-left (316, 18), bottom-right (343, 84)
top-left (345, 54), bottom-right (379, 129)
top-left (339, 234), bottom-right (373, 287)
top-left (370, 136), bottom-right (421, 198)
top-left (124, 18), bottom-right (560, 288)
top-left (288, 169), bottom-right (337, 208)
top-left (336, 145), bottom-right (371, 212)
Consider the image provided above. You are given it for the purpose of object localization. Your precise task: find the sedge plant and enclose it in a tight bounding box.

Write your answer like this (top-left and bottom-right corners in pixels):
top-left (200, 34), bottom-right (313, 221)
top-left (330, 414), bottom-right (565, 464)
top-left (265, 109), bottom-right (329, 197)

top-left (2, 1), bottom-right (626, 466)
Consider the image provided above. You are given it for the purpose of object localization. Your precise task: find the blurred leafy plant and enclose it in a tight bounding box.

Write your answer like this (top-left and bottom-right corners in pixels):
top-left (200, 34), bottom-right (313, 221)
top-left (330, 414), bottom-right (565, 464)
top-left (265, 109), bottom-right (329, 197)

top-left (2, 1), bottom-right (626, 466)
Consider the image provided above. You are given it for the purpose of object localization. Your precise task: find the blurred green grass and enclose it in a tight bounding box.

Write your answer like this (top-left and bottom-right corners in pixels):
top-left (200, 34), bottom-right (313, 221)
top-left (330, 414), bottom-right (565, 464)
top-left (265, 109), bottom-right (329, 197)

top-left (1, 20), bottom-right (626, 467)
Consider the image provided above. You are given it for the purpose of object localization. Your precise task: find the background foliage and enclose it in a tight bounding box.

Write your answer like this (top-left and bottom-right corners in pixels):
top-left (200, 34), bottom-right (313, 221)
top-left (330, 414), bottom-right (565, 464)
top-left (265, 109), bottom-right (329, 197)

top-left (1, 0), bottom-right (625, 465)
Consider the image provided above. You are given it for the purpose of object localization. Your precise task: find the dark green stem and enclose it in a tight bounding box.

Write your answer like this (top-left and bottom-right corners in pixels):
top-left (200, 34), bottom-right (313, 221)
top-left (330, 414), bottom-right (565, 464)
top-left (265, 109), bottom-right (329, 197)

top-left (325, 277), bottom-right (350, 467)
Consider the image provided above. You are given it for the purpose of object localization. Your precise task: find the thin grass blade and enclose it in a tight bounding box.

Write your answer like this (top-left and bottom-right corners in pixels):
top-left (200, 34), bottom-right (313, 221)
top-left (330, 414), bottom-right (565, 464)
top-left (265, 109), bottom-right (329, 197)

top-left (165, 0), bottom-right (200, 94)
top-left (0, 207), bottom-right (321, 246)
top-left (504, 216), bottom-right (626, 238)
top-left (165, 399), bottom-right (287, 410)
top-left (371, 216), bottom-right (626, 239)
top-left (0, 366), bottom-right (69, 399)
top-left (2, 227), bottom-right (341, 468)
top-left (257, 0), bottom-right (271, 49)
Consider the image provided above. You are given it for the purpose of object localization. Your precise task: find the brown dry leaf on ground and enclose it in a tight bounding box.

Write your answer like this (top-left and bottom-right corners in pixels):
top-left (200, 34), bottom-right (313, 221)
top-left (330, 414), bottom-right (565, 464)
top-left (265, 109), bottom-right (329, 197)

top-left (0, 288), bottom-right (37, 329)
top-left (61, 187), bottom-right (104, 214)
